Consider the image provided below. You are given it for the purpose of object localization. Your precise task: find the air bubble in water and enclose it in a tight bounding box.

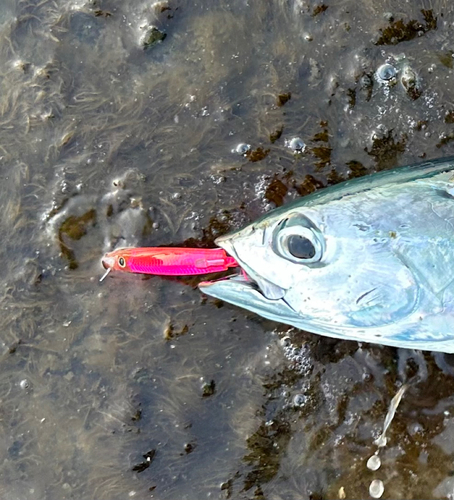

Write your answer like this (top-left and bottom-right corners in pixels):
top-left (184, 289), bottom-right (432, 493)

top-left (367, 454), bottom-right (381, 471)
top-left (20, 379), bottom-right (31, 390)
top-left (376, 63), bottom-right (397, 85)
top-left (233, 143), bottom-right (251, 155)
top-left (292, 394), bottom-right (307, 407)
top-left (369, 479), bottom-right (384, 499)
top-left (286, 137), bottom-right (306, 152)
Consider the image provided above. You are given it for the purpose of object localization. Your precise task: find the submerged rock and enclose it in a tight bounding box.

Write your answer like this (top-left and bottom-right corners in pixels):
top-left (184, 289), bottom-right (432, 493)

top-left (142, 26), bottom-right (167, 49)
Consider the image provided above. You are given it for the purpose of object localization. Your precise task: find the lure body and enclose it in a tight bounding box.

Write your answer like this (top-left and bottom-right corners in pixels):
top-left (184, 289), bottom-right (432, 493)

top-left (101, 247), bottom-right (238, 276)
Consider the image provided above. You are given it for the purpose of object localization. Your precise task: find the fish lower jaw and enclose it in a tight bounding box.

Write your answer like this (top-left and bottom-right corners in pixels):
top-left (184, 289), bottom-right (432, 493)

top-left (199, 270), bottom-right (256, 289)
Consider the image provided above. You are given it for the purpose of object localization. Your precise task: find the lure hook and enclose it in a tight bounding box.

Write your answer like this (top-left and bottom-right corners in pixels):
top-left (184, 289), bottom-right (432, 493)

top-left (99, 267), bottom-right (112, 282)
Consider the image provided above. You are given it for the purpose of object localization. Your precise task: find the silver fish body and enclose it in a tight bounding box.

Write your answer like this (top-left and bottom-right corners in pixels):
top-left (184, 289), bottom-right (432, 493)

top-left (199, 157), bottom-right (454, 352)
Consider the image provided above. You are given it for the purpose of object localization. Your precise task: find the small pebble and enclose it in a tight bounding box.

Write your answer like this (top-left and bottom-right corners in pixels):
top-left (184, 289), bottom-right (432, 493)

top-left (184, 443), bottom-right (194, 453)
top-left (369, 479), bottom-right (384, 499)
top-left (202, 380), bottom-right (216, 397)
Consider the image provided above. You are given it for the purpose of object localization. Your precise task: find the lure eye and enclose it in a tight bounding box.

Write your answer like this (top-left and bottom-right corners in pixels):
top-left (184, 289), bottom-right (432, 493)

top-left (273, 214), bottom-right (325, 265)
top-left (118, 257), bottom-right (126, 268)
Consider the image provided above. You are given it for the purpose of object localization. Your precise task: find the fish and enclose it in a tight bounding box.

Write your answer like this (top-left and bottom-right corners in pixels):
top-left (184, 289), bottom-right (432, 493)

top-left (199, 157), bottom-right (454, 353)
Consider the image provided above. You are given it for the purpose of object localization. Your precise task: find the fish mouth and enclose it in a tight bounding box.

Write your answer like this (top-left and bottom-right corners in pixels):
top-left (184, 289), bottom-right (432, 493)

top-left (199, 235), bottom-right (286, 301)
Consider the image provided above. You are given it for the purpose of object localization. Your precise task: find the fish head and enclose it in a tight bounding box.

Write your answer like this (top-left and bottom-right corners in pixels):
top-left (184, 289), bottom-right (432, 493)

top-left (199, 202), bottom-right (419, 334)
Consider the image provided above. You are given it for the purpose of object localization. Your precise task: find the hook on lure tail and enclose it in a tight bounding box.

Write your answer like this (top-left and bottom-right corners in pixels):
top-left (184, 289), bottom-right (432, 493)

top-left (100, 247), bottom-right (238, 281)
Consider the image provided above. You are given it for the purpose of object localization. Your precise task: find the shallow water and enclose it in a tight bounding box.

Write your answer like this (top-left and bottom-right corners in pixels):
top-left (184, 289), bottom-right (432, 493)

top-left (2, 0), bottom-right (454, 499)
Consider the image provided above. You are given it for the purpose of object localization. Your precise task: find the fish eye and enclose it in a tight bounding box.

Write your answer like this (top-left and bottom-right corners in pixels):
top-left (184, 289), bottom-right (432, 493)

top-left (118, 257), bottom-right (126, 268)
top-left (273, 215), bottom-right (325, 265)
top-left (287, 235), bottom-right (316, 259)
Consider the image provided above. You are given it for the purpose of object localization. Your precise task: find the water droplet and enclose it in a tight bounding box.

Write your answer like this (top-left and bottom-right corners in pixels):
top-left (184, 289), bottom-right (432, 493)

top-left (233, 143), bottom-right (251, 155)
top-left (286, 137), bottom-right (306, 152)
top-left (369, 479), bottom-right (384, 498)
top-left (367, 454), bottom-right (381, 471)
top-left (376, 63), bottom-right (397, 84)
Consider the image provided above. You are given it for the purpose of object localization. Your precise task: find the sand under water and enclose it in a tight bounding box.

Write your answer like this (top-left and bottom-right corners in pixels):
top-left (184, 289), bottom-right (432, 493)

top-left (2, 0), bottom-right (454, 499)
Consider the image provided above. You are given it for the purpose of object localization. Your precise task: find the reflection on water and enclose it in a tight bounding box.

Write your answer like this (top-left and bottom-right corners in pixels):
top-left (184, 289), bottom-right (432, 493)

top-left (2, 0), bottom-right (454, 498)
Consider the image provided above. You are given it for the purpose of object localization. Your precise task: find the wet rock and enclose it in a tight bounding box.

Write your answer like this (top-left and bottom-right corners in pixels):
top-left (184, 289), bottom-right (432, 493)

top-left (183, 442), bottom-right (195, 454)
top-left (163, 322), bottom-right (188, 340)
top-left (132, 449), bottom-right (156, 473)
top-left (276, 92), bottom-right (291, 107)
top-left (400, 65), bottom-right (421, 100)
top-left (142, 26), bottom-right (167, 49)
top-left (312, 4), bottom-right (328, 16)
top-left (201, 380), bottom-right (216, 397)
top-left (269, 126), bottom-right (283, 143)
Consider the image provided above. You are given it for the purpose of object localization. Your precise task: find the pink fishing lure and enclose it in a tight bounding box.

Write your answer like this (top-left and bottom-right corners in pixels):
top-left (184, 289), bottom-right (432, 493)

top-left (100, 247), bottom-right (238, 281)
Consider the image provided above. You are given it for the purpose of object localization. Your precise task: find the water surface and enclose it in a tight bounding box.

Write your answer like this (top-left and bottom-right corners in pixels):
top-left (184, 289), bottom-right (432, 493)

top-left (2, 1), bottom-right (454, 499)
